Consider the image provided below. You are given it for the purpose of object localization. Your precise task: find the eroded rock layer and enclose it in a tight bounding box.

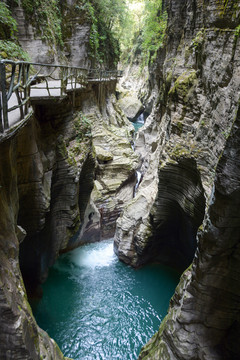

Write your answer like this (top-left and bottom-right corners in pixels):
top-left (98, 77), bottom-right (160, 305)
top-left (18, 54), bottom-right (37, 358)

top-left (12, 0), bottom-right (91, 66)
top-left (115, 0), bottom-right (240, 271)
top-left (134, 0), bottom-right (240, 358)
top-left (139, 102), bottom-right (240, 360)
top-left (17, 98), bottom-right (91, 292)
top-left (0, 137), bottom-right (67, 360)
top-left (0, 76), bottom-right (137, 358)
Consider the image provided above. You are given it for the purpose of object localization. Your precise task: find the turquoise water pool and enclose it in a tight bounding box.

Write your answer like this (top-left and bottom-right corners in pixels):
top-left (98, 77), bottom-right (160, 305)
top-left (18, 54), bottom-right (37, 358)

top-left (31, 239), bottom-right (180, 360)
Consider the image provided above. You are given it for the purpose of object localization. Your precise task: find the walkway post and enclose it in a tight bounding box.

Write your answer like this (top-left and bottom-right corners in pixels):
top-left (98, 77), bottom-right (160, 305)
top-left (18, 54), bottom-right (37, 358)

top-left (0, 61), bottom-right (9, 131)
top-left (0, 61), bottom-right (3, 133)
top-left (0, 93), bottom-right (3, 133)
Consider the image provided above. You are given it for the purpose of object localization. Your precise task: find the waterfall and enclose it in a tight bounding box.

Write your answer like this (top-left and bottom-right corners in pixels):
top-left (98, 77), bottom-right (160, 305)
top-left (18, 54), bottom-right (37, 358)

top-left (137, 112), bottom-right (145, 124)
top-left (132, 111), bottom-right (146, 132)
top-left (133, 170), bottom-right (142, 197)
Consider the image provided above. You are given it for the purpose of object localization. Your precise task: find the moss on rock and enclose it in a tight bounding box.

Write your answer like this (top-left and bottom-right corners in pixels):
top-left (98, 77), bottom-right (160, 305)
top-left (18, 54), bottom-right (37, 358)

top-left (168, 70), bottom-right (197, 101)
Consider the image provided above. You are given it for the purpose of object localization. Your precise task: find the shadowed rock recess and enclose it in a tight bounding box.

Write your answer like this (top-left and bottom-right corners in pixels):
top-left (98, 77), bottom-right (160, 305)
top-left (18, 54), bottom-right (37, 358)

top-left (0, 136), bottom-right (68, 359)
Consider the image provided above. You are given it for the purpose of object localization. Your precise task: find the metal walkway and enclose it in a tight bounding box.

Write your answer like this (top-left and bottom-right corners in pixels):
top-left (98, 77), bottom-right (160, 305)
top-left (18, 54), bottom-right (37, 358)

top-left (0, 60), bottom-right (122, 133)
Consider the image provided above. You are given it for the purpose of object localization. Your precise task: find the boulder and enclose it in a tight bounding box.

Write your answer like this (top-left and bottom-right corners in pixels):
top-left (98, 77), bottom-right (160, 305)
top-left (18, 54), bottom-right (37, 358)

top-left (118, 90), bottom-right (144, 120)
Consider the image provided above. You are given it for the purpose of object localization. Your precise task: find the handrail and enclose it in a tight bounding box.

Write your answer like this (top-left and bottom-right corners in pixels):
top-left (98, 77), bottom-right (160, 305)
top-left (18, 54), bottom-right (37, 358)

top-left (0, 60), bottom-right (122, 133)
top-left (0, 59), bottom-right (89, 70)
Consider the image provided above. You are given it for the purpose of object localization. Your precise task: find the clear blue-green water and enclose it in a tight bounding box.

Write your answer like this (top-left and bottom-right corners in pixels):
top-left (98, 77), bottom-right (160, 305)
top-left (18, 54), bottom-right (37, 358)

top-left (132, 113), bottom-right (145, 132)
top-left (31, 239), bottom-right (180, 360)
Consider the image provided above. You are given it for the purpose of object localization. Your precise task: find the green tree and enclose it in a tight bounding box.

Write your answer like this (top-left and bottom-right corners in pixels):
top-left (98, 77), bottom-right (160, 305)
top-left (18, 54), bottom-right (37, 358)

top-left (118, 0), bottom-right (167, 66)
top-left (0, 2), bottom-right (17, 39)
top-left (87, 0), bottom-right (129, 67)
top-left (142, 0), bottom-right (167, 63)
top-left (119, 0), bottom-right (145, 63)
top-left (0, 2), bottom-right (30, 60)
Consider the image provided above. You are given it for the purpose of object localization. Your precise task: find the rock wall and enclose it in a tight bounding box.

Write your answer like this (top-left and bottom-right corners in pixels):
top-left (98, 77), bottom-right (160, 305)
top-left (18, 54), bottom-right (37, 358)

top-left (133, 0), bottom-right (240, 359)
top-left (0, 136), bottom-right (68, 360)
top-left (75, 83), bottom-right (139, 242)
top-left (117, 57), bottom-right (150, 119)
top-left (10, 0), bottom-right (91, 67)
top-left (115, 0), bottom-right (240, 272)
top-left (139, 101), bottom-right (240, 360)
top-left (16, 80), bottom-right (136, 288)
top-left (1, 1), bottom-right (138, 358)
top-left (0, 78), bottom-right (136, 358)
top-left (17, 98), bottom-right (92, 293)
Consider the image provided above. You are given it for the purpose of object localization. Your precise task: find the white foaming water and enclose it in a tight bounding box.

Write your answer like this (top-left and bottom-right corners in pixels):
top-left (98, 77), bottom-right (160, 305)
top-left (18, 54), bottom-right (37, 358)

top-left (137, 112), bottom-right (145, 124)
top-left (70, 240), bottom-right (116, 269)
top-left (136, 171), bottom-right (141, 187)
top-left (134, 170), bottom-right (142, 197)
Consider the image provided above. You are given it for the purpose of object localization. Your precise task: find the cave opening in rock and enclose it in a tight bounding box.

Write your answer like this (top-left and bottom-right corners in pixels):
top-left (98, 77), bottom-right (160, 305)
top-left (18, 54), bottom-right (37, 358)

top-left (146, 158), bottom-right (206, 272)
top-left (131, 111), bottom-right (149, 132)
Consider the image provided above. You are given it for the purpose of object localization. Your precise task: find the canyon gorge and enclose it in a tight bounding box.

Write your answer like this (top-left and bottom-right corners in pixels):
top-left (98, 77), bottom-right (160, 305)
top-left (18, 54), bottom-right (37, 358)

top-left (0, 0), bottom-right (240, 359)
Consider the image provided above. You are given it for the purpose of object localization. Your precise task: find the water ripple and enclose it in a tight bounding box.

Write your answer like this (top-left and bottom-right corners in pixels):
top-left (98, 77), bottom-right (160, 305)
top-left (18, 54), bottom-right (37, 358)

top-left (32, 239), bottom-right (180, 360)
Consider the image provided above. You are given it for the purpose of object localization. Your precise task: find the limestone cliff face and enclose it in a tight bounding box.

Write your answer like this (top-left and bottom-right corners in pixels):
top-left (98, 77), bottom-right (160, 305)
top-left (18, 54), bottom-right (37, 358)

top-left (115, 0), bottom-right (240, 273)
top-left (117, 57), bottom-right (150, 120)
top-left (0, 136), bottom-right (68, 360)
top-left (16, 81), bottom-right (136, 288)
top-left (139, 102), bottom-right (240, 360)
top-left (17, 98), bottom-right (93, 291)
top-left (0, 90), bottom-right (96, 358)
top-left (0, 75), bottom-right (137, 358)
top-left (130, 0), bottom-right (240, 358)
top-left (10, 0), bottom-right (91, 66)
top-left (75, 85), bottom-right (139, 243)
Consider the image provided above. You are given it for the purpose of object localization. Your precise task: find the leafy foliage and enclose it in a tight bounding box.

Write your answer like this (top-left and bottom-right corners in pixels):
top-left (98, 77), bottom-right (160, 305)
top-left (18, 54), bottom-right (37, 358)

top-left (6, 0), bottom-right (126, 67)
top-left (119, 0), bottom-right (168, 66)
top-left (0, 40), bottom-right (30, 60)
top-left (2, 0), bottom-right (167, 68)
top-left (0, 3), bottom-right (30, 60)
top-left (0, 2), bottom-right (17, 39)
top-left (86, 0), bottom-right (128, 67)
top-left (118, 1), bottom-right (144, 63)
top-left (74, 112), bottom-right (92, 141)
top-left (141, 0), bottom-right (167, 63)
top-left (235, 24), bottom-right (240, 37)
top-left (20, 0), bottom-right (63, 47)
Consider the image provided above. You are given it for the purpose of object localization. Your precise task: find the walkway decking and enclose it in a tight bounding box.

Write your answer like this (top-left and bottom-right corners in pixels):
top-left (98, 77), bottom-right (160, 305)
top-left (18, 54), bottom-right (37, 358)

top-left (0, 60), bottom-right (122, 134)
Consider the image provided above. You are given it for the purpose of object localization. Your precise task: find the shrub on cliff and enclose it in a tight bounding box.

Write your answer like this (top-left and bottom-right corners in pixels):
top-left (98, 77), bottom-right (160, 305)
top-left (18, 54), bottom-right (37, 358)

top-left (0, 2), bottom-right (17, 39)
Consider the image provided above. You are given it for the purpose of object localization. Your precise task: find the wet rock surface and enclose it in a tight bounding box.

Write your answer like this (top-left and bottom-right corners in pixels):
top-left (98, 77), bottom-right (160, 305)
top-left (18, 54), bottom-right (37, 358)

top-left (133, 0), bottom-right (240, 358)
top-left (117, 90), bottom-right (144, 120)
top-left (138, 102), bottom-right (240, 360)
top-left (80, 94), bottom-right (139, 242)
top-left (0, 77), bottom-right (136, 358)
top-left (17, 100), bottom-right (90, 290)
top-left (1, 0), bottom-right (240, 358)
top-left (115, 0), bottom-right (240, 267)
top-left (0, 138), bottom-right (68, 360)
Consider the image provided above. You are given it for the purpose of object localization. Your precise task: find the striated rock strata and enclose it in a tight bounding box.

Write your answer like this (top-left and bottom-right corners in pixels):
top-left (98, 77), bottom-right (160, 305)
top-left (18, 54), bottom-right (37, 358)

top-left (133, 0), bottom-right (240, 359)
top-left (138, 101), bottom-right (240, 360)
top-left (0, 136), bottom-right (70, 360)
top-left (17, 97), bottom-right (92, 293)
top-left (76, 88), bottom-right (139, 242)
top-left (11, 0), bottom-right (91, 67)
top-left (115, 0), bottom-right (240, 273)
top-left (0, 77), bottom-right (137, 358)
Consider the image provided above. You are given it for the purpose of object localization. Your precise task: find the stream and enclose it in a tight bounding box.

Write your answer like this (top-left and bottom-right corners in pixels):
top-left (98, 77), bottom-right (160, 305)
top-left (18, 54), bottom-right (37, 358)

top-left (131, 112), bottom-right (146, 132)
top-left (31, 239), bottom-right (180, 360)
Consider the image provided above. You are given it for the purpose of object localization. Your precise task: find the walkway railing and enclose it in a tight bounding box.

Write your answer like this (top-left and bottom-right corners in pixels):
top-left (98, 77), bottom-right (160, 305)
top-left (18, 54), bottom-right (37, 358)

top-left (0, 60), bottom-right (122, 133)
